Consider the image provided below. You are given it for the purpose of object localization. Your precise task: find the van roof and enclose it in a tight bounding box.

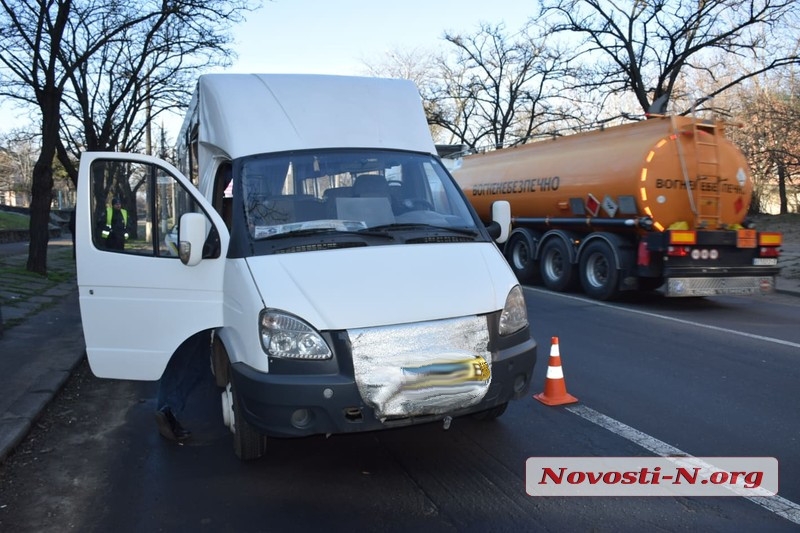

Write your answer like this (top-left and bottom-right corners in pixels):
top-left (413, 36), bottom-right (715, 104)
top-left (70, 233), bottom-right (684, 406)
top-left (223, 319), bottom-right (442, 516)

top-left (185, 73), bottom-right (437, 159)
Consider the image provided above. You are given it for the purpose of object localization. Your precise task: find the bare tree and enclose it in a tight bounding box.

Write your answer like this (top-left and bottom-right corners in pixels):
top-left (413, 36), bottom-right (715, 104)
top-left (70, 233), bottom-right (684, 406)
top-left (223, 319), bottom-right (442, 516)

top-left (362, 47), bottom-right (452, 143)
top-left (59, 2), bottom-right (247, 173)
top-left (541, 0), bottom-right (800, 116)
top-left (427, 22), bottom-right (569, 152)
top-left (0, 0), bottom-right (257, 275)
top-left (0, 130), bottom-right (37, 204)
top-left (728, 71), bottom-right (800, 214)
top-left (363, 46), bottom-right (438, 93)
top-left (57, 2), bottom-right (251, 236)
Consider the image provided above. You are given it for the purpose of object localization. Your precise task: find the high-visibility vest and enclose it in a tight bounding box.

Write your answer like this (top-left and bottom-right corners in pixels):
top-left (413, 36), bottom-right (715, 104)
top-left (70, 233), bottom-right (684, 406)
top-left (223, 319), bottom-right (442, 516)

top-left (104, 207), bottom-right (129, 240)
top-left (106, 207), bottom-right (128, 228)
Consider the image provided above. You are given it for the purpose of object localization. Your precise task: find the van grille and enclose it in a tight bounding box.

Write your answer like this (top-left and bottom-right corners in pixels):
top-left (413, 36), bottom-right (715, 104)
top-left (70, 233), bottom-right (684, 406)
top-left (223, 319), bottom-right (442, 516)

top-left (275, 241), bottom-right (367, 253)
top-left (405, 235), bottom-right (474, 244)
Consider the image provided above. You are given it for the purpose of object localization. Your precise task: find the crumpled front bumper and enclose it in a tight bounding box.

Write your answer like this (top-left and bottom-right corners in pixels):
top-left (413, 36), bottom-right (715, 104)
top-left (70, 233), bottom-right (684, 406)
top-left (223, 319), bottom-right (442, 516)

top-left (230, 314), bottom-right (537, 438)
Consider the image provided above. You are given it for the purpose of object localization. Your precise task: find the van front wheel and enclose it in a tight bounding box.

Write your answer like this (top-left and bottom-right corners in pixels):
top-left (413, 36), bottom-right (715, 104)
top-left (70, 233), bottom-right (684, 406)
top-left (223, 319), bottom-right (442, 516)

top-left (224, 377), bottom-right (267, 461)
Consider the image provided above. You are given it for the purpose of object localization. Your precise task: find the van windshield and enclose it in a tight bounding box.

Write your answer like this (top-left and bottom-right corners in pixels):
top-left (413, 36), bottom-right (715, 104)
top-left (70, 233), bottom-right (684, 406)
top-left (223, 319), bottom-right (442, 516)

top-left (237, 149), bottom-right (482, 246)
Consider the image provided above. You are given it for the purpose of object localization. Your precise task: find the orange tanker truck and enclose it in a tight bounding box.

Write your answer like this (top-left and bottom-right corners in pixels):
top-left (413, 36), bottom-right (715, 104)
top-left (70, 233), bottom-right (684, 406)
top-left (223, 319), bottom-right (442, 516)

top-left (450, 115), bottom-right (783, 300)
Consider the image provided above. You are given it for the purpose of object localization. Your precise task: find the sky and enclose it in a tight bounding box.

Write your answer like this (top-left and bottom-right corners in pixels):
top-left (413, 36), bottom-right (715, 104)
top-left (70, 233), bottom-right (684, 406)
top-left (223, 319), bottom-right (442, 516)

top-left (212, 0), bottom-right (537, 75)
top-left (0, 1), bottom-right (538, 134)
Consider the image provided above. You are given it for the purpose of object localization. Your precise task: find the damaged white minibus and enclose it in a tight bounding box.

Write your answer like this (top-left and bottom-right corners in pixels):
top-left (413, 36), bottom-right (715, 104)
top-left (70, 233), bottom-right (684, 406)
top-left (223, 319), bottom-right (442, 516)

top-left (76, 74), bottom-right (537, 460)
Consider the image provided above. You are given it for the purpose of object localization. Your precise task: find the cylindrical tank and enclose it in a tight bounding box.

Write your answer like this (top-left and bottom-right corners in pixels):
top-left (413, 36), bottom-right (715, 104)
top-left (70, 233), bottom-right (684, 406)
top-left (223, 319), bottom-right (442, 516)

top-left (451, 116), bottom-right (753, 232)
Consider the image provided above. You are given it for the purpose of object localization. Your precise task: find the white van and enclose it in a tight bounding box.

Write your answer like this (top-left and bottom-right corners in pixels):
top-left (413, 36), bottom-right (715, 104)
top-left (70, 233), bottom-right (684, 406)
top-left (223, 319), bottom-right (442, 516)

top-left (76, 74), bottom-right (537, 460)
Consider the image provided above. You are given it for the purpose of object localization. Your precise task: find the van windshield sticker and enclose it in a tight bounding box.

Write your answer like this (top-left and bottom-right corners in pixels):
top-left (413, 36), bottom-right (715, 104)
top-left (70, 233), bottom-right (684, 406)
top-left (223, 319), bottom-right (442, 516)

top-left (254, 219), bottom-right (367, 239)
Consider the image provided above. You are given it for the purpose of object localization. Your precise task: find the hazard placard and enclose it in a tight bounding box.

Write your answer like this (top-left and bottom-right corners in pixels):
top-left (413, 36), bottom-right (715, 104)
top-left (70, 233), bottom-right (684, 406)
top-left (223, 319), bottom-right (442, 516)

top-left (585, 193), bottom-right (600, 216)
top-left (602, 195), bottom-right (618, 217)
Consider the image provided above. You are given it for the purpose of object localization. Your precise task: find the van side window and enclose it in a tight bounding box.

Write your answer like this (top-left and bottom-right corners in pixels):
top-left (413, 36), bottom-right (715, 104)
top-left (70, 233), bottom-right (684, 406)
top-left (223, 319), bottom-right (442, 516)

top-left (212, 163), bottom-right (233, 231)
top-left (89, 159), bottom-right (214, 258)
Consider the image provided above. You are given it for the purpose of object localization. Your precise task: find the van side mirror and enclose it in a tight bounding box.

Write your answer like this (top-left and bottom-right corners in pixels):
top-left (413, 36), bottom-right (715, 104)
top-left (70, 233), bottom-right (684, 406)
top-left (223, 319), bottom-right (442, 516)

top-left (488, 201), bottom-right (511, 244)
top-left (179, 212), bottom-right (207, 266)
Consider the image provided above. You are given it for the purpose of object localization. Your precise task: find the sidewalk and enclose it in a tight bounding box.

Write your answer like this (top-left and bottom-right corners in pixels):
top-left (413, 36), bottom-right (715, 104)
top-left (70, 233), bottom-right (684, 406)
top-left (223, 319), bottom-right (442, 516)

top-left (776, 242), bottom-right (800, 294)
top-left (0, 238), bottom-right (798, 464)
top-left (0, 238), bottom-right (84, 463)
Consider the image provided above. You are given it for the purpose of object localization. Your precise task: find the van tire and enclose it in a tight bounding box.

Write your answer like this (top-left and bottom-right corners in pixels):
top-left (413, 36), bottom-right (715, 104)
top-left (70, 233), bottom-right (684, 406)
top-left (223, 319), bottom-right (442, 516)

top-left (231, 378), bottom-right (267, 461)
top-left (211, 340), bottom-right (229, 388)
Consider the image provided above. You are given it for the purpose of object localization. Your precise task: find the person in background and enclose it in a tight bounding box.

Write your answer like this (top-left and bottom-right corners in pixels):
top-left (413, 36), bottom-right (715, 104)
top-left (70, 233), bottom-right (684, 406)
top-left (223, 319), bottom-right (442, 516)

top-left (154, 331), bottom-right (213, 441)
top-left (99, 197), bottom-right (131, 250)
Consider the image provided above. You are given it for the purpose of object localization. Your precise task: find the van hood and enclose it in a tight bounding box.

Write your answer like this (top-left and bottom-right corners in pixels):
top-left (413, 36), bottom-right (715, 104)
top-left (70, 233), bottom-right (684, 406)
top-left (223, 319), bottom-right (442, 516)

top-left (245, 243), bottom-right (515, 331)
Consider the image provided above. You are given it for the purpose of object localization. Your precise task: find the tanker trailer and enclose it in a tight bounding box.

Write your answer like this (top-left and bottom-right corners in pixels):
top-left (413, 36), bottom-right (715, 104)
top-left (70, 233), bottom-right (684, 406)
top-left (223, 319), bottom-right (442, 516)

top-left (450, 115), bottom-right (783, 300)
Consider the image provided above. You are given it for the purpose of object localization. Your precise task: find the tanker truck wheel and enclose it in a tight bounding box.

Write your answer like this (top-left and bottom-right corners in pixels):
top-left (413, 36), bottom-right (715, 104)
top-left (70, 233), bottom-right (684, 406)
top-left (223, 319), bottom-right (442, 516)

top-left (539, 238), bottom-right (577, 292)
top-left (579, 240), bottom-right (620, 300)
top-left (505, 231), bottom-right (540, 284)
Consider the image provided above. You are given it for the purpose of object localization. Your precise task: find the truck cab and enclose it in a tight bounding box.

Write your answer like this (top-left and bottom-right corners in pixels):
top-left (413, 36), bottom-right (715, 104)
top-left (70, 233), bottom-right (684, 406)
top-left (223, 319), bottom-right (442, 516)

top-left (75, 74), bottom-right (537, 460)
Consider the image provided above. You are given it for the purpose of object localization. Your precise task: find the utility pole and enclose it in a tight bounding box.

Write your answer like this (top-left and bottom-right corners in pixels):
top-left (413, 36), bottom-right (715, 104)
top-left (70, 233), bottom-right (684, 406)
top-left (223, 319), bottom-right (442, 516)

top-left (146, 79), bottom-right (152, 156)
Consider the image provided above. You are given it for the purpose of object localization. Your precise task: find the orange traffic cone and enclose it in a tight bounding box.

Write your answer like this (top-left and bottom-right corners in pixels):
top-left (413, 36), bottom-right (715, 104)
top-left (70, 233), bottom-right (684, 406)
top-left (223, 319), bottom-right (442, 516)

top-left (534, 336), bottom-right (578, 406)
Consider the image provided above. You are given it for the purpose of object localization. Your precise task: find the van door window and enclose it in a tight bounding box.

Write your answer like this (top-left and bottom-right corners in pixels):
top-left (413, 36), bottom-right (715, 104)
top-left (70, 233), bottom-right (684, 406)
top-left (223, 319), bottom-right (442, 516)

top-left (422, 161), bottom-right (453, 214)
top-left (89, 158), bottom-right (216, 258)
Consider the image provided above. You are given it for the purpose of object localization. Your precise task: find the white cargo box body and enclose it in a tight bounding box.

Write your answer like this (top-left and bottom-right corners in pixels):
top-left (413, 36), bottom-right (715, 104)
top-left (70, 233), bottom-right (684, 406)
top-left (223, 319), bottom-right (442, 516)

top-left (77, 73), bottom-right (536, 459)
top-left (194, 74), bottom-right (437, 156)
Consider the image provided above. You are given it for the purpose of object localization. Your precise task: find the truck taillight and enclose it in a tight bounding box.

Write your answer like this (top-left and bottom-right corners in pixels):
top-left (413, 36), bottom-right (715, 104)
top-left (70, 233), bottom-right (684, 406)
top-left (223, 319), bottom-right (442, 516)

top-left (637, 240), bottom-right (650, 266)
top-left (691, 249), bottom-right (719, 260)
top-left (667, 246), bottom-right (690, 257)
top-left (759, 247), bottom-right (780, 258)
top-left (755, 232), bottom-right (781, 258)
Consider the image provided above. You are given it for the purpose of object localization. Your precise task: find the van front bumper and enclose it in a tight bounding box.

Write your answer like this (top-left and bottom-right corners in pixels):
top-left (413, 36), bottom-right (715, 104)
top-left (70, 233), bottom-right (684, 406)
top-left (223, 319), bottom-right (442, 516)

top-left (230, 328), bottom-right (536, 438)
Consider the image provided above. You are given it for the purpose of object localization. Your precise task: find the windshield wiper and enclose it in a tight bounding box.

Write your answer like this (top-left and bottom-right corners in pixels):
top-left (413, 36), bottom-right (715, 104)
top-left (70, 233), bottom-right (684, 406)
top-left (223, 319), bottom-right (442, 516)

top-left (367, 223), bottom-right (480, 237)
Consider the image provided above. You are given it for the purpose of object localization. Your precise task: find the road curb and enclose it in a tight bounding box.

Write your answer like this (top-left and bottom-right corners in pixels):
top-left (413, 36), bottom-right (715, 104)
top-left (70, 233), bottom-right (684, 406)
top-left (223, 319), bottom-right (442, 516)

top-left (0, 289), bottom-right (85, 464)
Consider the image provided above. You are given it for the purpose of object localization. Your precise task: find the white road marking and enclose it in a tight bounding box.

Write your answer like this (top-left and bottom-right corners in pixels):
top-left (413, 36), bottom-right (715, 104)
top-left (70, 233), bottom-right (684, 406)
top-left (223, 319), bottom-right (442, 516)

top-left (566, 404), bottom-right (800, 525)
top-left (524, 288), bottom-right (800, 349)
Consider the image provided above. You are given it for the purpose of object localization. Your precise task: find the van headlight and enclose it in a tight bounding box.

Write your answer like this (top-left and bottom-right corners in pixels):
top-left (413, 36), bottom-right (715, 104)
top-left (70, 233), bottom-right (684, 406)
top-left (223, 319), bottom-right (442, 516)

top-left (259, 310), bottom-right (332, 360)
top-left (499, 285), bottom-right (528, 336)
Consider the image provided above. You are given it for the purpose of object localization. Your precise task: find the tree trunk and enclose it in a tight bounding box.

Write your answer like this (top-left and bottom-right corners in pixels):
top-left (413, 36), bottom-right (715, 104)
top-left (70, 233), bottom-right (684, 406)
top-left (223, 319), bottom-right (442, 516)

top-left (26, 153), bottom-right (55, 276)
top-left (26, 97), bottom-right (61, 276)
top-left (777, 160), bottom-right (788, 215)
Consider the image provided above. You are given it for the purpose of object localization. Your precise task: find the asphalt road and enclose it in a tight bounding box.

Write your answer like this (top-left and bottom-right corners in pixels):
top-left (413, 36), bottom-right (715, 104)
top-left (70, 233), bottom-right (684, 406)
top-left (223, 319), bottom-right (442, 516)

top-left (0, 288), bottom-right (799, 532)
